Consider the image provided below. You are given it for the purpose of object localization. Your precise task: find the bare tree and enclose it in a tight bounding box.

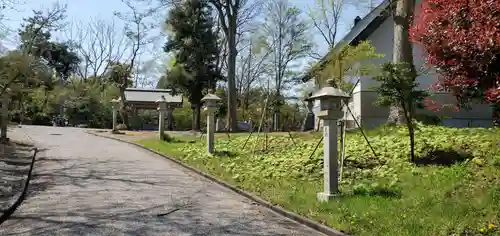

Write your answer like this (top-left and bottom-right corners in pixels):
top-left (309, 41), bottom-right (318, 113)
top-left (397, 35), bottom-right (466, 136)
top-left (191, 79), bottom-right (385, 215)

top-left (65, 18), bottom-right (128, 80)
top-left (135, 57), bottom-right (163, 88)
top-left (212, 19), bottom-right (228, 85)
top-left (113, 0), bottom-right (164, 127)
top-left (307, 0), bottom-right (381, 60)
top-left (0, 0), bottom-right (28, 35)
top-left (208, 0), bottom-right (262, 131)
top-left (115, 0), bottom-right (161, 75)
top-left (236, 34), bottom-right (272, 113)
top-left (260, 0), bottom-right (313, 131)
top-left (307, 0), bottom-right (344, 57)
top-left (235, 0), bottom-right (262, 48)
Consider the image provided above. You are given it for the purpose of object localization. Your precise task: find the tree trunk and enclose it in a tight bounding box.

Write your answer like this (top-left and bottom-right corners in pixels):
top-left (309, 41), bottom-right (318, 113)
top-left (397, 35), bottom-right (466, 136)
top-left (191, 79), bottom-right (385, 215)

top-left (19, 99), bottom-right (24, 126)
top-left (226, 16), bottom-right (238, 132)
top-left (401, 101), bottom-right (416, 162)
top-left (273, 91), bottom-right (280, 132)
top-left (389, 0), bottom-right (416, 124)
top-left (493, 104), bottom-right (500, 126)
top-left (192, 103), bottom-right (201, 132)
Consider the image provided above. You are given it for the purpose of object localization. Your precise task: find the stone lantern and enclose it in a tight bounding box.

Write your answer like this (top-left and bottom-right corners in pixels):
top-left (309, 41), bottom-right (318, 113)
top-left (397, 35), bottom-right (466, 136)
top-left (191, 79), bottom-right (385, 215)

top-left (309, 79), bottom-right (350, 202)
top-left (201, 89), bottom-right (221, 154)
top-left (111, 98), bottom-right (121, 132)
top-left (302, 92), bottom-right (315, 131)
top-left (156, 96), bottom-right (168, 140)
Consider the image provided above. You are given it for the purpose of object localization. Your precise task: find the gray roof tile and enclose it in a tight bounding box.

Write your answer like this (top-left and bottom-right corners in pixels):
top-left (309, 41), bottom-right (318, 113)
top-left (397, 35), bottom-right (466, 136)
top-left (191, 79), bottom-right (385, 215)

top-left (124, 88), bottom-right (183, 104)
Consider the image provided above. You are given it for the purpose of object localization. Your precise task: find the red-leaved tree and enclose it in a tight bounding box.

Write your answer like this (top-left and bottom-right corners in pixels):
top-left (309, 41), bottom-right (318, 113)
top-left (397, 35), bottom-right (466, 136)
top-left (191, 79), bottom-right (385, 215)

top-left (411, 0), bottom-right (500, 107)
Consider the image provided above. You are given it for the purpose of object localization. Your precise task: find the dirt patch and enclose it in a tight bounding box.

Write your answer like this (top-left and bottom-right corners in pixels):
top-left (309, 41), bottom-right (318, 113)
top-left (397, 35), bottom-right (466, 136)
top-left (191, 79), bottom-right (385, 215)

top-left (87, 130), bottom-right (199, 142)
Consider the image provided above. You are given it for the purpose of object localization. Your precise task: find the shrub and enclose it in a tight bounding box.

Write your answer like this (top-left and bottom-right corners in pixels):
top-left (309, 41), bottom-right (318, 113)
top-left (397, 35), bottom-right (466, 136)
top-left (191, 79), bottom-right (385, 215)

top-left (415, 113), bottom-right (442, 125)
top-left (162, 132), bottom-right (173, 142)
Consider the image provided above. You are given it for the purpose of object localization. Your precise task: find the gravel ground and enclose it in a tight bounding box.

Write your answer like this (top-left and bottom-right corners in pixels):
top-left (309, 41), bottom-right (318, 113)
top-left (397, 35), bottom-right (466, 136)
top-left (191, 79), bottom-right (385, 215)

top-left (0, 126), bottom-right (324, 236)
top-left (0, 128), bottom-right (36, 211)
top-left (88, 129), bottom-right (200, 143)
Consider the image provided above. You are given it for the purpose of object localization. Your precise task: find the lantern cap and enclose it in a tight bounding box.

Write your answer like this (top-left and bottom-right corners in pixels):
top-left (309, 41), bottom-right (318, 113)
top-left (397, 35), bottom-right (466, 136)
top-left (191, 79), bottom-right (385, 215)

top-left (201, 93), bottom-right (221, 102)
top-left (309, 85), bottom-right (350, 100)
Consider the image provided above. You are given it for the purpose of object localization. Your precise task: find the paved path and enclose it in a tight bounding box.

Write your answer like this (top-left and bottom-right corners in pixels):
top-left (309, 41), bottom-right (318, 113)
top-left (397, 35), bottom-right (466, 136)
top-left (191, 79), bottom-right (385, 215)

top-left (0, 126), bottom-right (323, 236)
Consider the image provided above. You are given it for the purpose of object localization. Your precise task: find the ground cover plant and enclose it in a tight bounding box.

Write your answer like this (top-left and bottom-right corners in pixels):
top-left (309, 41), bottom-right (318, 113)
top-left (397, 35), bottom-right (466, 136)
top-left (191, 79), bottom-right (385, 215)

top-left (137, 125), bottom-right (500, 236)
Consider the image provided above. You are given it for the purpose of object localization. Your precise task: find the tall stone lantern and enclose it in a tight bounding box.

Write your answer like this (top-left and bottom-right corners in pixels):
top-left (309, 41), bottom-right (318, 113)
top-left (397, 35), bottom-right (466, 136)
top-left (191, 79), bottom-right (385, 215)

top-left (111, 98), bottom-right (120, 132)
top-left (201, 89), bottom-right (221, 154)
top-left (309, 79), bottom-right (350, 202)
top-left (156, 96), bottom-right (168, 140)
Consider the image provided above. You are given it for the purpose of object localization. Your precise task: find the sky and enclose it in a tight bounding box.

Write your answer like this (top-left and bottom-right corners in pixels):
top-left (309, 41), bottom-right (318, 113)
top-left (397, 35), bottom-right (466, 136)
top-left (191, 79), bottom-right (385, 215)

top-left (0, 0), bottom-right (381, 92)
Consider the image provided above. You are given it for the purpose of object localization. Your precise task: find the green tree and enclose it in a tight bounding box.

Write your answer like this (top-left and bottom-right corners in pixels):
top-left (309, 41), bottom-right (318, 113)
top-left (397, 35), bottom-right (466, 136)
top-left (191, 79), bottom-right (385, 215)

top-left (309, 40), bottom-right (384, 90)
top-left (373, 62), bottom-right (427, 162)
top-left (42, 42), bottom-right (81, 79)
top-left (0, 52), bottom-right (42, 95)
top-left (102, 61), bottom-right (134, 128)
top-left (208, 0), bottom-right (240, 132)
top-left (104, 61), bottom-right (134, 88)
top-left (1, 5), bottom-right (66, 98)
top-left (0, 50), bottom-right (57, 137)
top-left (62, 77), bottom-right (119, 128)
top-left (15, 4), bottom-right (78, 127)
top-left (163, 0), bottom-right (220, 131)
top-left (306, 40), bottom-right (383, 131)
top-left (18, 6), bottom-right (80, 80)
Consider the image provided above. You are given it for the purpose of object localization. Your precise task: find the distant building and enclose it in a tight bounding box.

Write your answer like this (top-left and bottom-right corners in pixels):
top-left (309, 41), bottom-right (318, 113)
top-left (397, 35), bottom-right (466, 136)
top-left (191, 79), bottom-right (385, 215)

top-left (300, 0), bottom-right (493, 129)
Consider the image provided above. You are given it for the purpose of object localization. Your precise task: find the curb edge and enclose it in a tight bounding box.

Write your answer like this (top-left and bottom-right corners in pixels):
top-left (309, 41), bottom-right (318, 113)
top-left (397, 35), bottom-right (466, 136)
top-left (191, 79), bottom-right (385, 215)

top-left (0, 147), bottom-right (38, 225)
top-left (86, 130), bottom-right (348, 236)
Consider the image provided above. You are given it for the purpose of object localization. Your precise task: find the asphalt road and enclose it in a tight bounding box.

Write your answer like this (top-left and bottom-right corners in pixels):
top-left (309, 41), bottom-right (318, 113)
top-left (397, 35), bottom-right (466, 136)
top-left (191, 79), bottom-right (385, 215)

top-left (0, 126), bottom-right (323, 236)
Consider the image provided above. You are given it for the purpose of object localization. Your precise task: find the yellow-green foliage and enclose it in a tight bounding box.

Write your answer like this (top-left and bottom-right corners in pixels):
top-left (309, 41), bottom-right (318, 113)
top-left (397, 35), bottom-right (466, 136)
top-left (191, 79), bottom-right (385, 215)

top-left (310, 40), bottom-right (384, 89)
top-left (138, 125), bottom-right (500, 236)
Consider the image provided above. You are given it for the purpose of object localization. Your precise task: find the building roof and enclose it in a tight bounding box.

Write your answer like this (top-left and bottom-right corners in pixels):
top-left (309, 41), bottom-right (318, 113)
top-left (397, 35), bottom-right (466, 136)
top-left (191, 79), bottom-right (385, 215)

top-left (300, 0), bottom-right (391, 82)
top-left (124, 88), bottom-right (183, 105)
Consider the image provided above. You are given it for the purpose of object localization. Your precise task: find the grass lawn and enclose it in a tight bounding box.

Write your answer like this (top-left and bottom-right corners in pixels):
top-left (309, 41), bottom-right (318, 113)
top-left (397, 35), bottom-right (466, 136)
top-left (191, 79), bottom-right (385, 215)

top-left (136, 125), bottom-right (500, 236)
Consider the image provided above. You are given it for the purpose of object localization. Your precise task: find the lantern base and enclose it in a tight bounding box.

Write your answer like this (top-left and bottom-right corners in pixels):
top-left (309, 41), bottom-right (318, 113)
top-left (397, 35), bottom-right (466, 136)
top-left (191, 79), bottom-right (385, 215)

top-left (317, 192), bottom-right (338, 202)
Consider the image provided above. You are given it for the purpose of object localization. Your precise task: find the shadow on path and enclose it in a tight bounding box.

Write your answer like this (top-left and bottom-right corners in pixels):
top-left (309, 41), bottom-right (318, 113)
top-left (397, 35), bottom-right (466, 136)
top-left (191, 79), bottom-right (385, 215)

top-left (0, 141), bottom-right (37, 211)
top-left (0, 142), bottom-right (33, 206)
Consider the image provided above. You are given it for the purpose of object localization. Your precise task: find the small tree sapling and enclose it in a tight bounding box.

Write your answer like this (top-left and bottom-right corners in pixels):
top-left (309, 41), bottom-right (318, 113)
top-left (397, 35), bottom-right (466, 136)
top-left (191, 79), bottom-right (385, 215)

top-left (373, 62), bottom-right (427, 162)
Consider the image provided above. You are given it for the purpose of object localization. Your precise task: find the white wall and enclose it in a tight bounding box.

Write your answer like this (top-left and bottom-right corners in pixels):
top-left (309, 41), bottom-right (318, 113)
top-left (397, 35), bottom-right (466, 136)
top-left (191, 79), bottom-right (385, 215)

top-left (310, 0), bottom-right (493, 129)
top-left (354, 9), bottom-right (493, 128)
top-left (357, 12), bottom-right (437, 91)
